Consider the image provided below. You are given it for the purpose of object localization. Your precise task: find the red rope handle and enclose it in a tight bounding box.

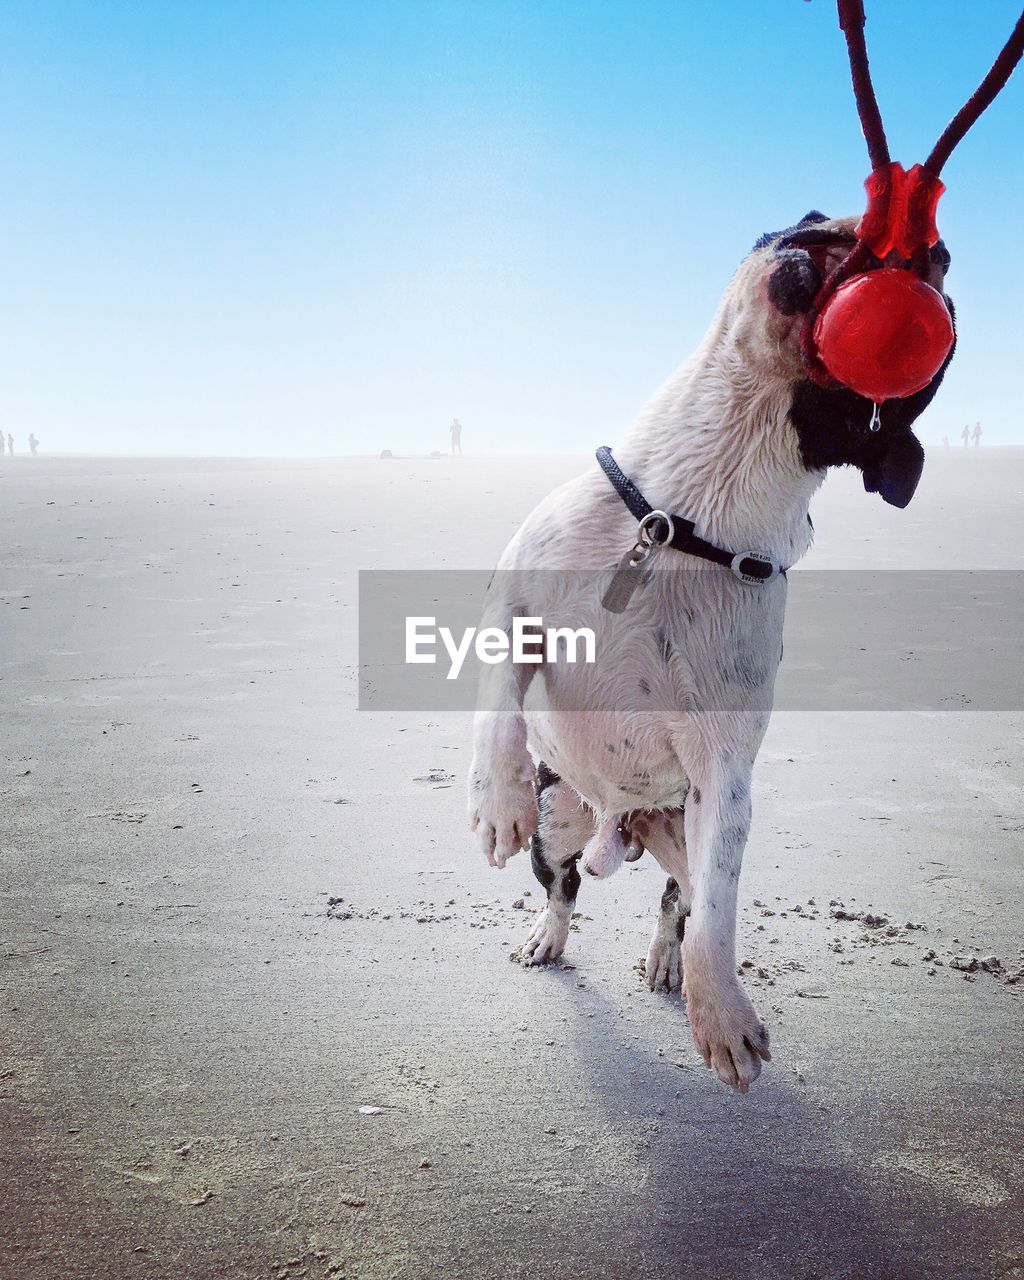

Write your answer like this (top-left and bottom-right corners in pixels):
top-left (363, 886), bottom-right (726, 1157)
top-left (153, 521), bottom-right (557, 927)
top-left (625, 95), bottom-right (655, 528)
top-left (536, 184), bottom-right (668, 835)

top-left (837, 0), bottom-right (889, 172)
top-left (837, 0), bottom-right (1024, 177)
top-left (800, 1), bottom-right (1024, 391)
top-left (926, 7), bottom-right (1024, 175)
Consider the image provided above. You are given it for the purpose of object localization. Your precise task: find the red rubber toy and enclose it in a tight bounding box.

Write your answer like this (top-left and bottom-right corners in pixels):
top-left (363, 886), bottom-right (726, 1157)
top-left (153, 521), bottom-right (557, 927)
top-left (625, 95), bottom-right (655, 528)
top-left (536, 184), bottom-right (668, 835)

top-left (802, 1), bottom-right (1024, 402)
top-left (814, 268), bottom-right (955, 402)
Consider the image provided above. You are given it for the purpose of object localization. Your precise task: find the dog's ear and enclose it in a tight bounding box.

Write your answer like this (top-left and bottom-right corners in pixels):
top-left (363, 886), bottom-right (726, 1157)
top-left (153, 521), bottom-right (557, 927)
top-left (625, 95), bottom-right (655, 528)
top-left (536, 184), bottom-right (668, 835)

top-left (865, 298), bottom-right (955, 508)
top-left (752, 209), bottom-right (830, 253)
top-left (791, 379), bottom-right (933, 508)
top-left (882, 296), bottom-right (957, 426)
top-left (861, 430), bottom-right (925, 508)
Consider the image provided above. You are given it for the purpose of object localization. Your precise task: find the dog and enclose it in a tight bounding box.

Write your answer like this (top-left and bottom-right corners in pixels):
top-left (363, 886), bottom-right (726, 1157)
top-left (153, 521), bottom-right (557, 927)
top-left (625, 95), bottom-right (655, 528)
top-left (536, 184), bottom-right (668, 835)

top-left (468, 212), bottom-right (953, 1092)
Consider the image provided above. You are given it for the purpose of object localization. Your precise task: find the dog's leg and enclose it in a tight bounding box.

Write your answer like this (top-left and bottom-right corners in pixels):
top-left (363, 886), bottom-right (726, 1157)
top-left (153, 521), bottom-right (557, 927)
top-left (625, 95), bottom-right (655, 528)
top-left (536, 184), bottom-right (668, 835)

top-left (522, 766), bottom-right (594, 965)
top-left (644, 877), bottom-right (690, 992)
top-left (635, 808), bottom-right (691, 993)
top-left (680, 756), bottom-right (771, 1093)
top-left (468, 602), bottom-right (540, 868)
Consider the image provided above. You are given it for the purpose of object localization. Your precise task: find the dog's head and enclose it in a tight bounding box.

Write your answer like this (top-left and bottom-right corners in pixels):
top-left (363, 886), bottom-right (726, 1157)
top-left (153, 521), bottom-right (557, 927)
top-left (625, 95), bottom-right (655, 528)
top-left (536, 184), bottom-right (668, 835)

top-left (734, 210), bottom-right (955, 508)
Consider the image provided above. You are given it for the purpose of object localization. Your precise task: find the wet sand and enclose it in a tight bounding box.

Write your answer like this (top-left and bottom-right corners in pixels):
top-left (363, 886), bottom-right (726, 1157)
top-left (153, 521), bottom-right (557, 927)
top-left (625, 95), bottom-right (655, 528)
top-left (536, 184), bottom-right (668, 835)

top-left (1, 450), bottom-right (1022, 1280)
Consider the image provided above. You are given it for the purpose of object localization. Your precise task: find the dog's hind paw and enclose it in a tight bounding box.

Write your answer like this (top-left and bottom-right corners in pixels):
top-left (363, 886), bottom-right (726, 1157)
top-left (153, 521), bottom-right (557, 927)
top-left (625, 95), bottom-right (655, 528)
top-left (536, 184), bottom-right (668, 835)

top-left (644, 934), bottom-right (682, 993)
top-left (522, 907), bottom-right (570, 966)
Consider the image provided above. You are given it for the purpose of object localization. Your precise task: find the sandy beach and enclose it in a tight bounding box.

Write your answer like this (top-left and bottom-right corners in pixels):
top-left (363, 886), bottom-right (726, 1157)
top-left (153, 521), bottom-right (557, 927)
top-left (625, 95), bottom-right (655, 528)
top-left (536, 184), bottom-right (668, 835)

top-left (2, 450), bottom-right (1023, 1280)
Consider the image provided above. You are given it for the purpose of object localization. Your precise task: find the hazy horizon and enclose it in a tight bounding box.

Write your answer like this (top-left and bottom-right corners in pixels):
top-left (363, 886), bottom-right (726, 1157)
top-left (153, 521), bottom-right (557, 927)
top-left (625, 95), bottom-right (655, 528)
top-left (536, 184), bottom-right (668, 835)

top-left (1, 0), bottom-right (1021, 455)
top-left (10, 442), bottom-right (1024, 461)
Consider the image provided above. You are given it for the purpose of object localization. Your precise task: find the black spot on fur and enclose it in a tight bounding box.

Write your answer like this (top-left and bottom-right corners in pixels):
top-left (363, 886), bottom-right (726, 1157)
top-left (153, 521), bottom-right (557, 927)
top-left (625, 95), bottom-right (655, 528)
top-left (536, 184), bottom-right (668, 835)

top-left (536, 761), bottom-right (560, 795)
top-left (560, 859), bottom-right (581, 903)
top-left (718, 823), bottom-right (749, 855)
top-left (728, 651), bottom-right (773, 689)
top-left (691, 786), bottom-right (702, 805)
top-left (657, 630), bottom-right (674, 663)
top-left (661, 877), bottom-right (680, 912)
top-left (530, 834), bottom-right (555, 895)
top-left (767, 249), bottom-right (822, 315)
top-left (638, 677), bottom-right (651, 696)
top-left (675, 915), bottom-right (688, 942)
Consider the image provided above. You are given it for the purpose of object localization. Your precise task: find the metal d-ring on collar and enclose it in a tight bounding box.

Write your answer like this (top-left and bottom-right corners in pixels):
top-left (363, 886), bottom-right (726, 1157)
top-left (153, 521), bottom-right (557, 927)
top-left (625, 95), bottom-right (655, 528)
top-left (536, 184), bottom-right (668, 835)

top-left (637, 509), bottom-right (676, 550)
top-left (596, 446), bottom-right (786, 585)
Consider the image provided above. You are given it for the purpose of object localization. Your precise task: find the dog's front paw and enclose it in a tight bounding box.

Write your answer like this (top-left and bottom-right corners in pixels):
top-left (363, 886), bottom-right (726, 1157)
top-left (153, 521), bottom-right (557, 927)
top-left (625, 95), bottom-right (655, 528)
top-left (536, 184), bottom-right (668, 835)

top-left (522, 906), bottom-right (570, 965)
top-left (644, 933), bottom-right (682, 993)
top-left (684, 978), bottom-right (771, 1093)
top-left (469, 776), bottom-right (538, 869)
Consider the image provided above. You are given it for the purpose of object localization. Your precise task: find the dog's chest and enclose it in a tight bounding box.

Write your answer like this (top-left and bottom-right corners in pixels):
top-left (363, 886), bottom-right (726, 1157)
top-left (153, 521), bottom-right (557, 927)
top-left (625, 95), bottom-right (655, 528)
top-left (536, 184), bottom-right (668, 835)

top-left (522, 570), bottom-right (784, 814)
top-left (526, 708), bottom-right (688, 813)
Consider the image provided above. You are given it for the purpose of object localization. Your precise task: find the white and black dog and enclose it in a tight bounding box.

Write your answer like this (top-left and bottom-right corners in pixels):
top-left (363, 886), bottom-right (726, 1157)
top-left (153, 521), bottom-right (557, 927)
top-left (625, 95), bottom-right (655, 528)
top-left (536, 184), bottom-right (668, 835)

top-left (468, 212), bottom-right (953, 1092)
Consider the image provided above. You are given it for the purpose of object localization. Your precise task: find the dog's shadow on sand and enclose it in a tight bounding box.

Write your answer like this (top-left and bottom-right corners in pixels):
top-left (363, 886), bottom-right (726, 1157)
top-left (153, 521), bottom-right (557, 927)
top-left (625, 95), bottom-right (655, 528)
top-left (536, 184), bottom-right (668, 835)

top-left (527, 963), bottom-right (1008, 1280)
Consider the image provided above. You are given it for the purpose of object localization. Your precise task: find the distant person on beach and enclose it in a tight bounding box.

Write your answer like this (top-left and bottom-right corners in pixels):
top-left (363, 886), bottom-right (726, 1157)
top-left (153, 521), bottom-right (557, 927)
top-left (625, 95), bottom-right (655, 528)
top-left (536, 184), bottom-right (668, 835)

top-left (28, 433), bottom-right (39, 456)
top-left (5, 433), bottom-right (12, 456)
top-left (961, 424), bottom-right (969, 448)
top-left (449, 418), bottom-right (463, 456)
top-left (972, 422), bottom-right (982, 448)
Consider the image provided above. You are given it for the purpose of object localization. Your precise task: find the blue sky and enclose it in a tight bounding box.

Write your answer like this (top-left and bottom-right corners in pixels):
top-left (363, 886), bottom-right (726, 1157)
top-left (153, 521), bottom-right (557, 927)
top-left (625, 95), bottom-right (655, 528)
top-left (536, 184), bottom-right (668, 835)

top-left (0, 0), bottom-right (1021, 454)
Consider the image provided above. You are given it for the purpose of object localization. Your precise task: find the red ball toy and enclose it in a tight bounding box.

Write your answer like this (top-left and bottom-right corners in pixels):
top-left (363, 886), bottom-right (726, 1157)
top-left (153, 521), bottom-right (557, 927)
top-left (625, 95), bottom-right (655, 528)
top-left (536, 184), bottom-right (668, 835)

top-left (813, 267), bottom-right (954, 402)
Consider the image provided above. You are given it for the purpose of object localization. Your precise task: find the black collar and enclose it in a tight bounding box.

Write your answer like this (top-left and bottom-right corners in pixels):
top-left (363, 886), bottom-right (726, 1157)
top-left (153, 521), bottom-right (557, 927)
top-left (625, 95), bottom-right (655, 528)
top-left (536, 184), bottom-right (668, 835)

top-left (596, 446), bottom-right (786, 584)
